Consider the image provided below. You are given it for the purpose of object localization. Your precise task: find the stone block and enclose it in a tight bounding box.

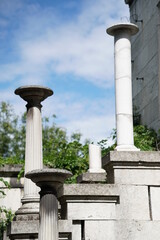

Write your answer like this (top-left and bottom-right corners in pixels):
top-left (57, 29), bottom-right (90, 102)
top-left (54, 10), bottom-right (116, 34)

top-left (67, 201), bottom-right (116, 220)
top-left (0, 188), bottom-right (23, 211)
top-left (76, 172), bottom-right (107, 183)
top-left (72, 221), bottom-right (82, 240)
top-left (85, 221), bottom-right (115, 240)
top-left (8, 220), bottom-right (39, 239)
top-left (59, 220), bottom-right (72, 240)
top-left (59, 184), bottom-right (119, 220)
top-left (85, 219), bottom-right (160, 240)
top-left (116, 185), bottom-right (150, 220)
top-left (115, 220), bottom-right (160, 240)
top-left (150, 186), bottom-right (160, 220)
top-left (103, 151), bottom-right (160, 185)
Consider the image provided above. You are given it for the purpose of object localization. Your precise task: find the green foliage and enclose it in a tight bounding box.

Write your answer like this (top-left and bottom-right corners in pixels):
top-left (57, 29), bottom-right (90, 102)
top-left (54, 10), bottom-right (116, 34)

top-left (43, 117), bottom-right (89, 182)
top-left (0, 207), bottom-right (14, 239)
top-left (134, 125), bottom-right (159, 151)
top-left (97, 129), bottom-right (116, 156)
top-left (0, 178), bottom-right (14, 240)
top-left (0, 101), bottom-right (160, 184)
top-left (98, 126), bottom-right (160, 152)
top-left (0, 102), bottom-right (25, 162)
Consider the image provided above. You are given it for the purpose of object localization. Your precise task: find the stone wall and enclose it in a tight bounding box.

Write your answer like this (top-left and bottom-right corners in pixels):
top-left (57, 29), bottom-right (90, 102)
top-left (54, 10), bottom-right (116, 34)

top-left (126, 0), bottom-right (160, 131)
top-left (6, 152), bottom-right (160, 240)
top-left (0, 165), bottom-right (23, 212)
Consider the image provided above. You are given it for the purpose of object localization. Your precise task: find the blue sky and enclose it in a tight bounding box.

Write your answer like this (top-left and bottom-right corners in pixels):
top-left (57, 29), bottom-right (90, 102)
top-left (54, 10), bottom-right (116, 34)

top-left (0, 0), bottom-right (129, 143)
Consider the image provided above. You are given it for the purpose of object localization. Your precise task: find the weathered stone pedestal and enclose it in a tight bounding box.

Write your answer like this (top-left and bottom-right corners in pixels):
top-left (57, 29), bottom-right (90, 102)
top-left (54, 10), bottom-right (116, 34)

top-left (26, 169), bottom-right (72, 240)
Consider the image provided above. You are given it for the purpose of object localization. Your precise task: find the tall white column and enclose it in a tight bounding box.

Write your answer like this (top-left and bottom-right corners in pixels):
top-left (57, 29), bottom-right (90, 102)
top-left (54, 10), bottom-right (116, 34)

top-left (88, 144), bottom-right (105, 173)
top-left (15, 86), bottom-right (53, 214)
top-left (107, 23), bottom-right (139, 151)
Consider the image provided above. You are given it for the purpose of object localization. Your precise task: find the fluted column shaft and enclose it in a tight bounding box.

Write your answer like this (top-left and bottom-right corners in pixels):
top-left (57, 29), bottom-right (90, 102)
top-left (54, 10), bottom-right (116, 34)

top-left (24, 106), bottom-right (43, 199)
top-left (15, 86), bottom-right (53, 214)
top-left (39, 192), bottom-right (58, 240)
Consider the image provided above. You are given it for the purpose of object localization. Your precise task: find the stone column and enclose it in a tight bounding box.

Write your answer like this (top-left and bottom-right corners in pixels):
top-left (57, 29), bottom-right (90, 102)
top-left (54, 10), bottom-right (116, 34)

top-left (26, 169), bottom-right (72, 240)
top-left (39, 191), bottom-right (58, 240)
top-left (88, 144), bottom-right (105, 173)
top-left (107, 23), bottom-right (139, 151)
top-left (15, 86), bottom-right (53, 214)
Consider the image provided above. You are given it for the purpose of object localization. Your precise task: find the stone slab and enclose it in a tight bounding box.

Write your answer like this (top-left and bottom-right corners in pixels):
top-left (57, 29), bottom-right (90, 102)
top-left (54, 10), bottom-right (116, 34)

top-left (103, 151), bottom-right (160, 164)
top-left (0, 165), bottom-right (23, 177)
top-left (58, 183), bottom-right (119, 198)
top-left (67, 202), bottom-right (116, 220)
top-left (76, 172), bottom-right (107, 183)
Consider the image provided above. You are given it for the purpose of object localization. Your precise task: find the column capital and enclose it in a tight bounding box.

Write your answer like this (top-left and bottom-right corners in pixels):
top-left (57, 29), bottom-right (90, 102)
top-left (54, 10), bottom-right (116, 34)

top-left (107, 23), bottom-right (139, 36)
top-left (26, 169), bottom-right (72, 195)
top-left (15, 85), bottom-right (53, 110)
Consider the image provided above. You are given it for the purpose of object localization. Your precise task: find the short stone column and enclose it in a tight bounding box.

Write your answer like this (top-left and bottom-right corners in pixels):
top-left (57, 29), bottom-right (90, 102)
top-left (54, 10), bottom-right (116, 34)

top-left (88, 144), bottom-right (105, 173)
top-left (107, 23), bottom-right (139, 151)
top-left (77, 144), bottom-right (106, 183)
top-left (26, 169), bottom-right (72, 240)
top-left (15, 86), bottom-right (53, 214)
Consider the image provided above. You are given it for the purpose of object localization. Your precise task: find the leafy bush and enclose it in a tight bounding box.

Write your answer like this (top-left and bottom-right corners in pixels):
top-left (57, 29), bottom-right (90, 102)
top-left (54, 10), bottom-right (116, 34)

top-left (0, 178), bottom-right (14, 239)
top-left (134, 125), bottom-right (159, 151)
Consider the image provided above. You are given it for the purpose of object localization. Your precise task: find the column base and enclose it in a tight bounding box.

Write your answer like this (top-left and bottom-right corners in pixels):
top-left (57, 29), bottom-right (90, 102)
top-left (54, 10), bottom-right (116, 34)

top-left (115, 145), bottom-right (140, 151)
top-left (88, 168), bottom-right (106, 173)
top-left (15, 196), bottom-right (40, 218)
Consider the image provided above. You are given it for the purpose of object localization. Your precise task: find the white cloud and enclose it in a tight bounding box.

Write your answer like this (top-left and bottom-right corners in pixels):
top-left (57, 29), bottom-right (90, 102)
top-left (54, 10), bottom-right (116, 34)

top-left (62, 114), bottom-right (115, 143)
top-left (0, 0), bottom-right (128, 142)
top-left (0, 0), bottom-right (129, 88)
top-left (41, 92), bottom-right (115, 143)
